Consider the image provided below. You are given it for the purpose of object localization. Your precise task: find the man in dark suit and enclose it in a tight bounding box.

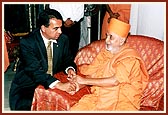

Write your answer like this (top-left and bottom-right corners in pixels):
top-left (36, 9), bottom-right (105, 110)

top-left (9, 9), bottom-right (77, 110)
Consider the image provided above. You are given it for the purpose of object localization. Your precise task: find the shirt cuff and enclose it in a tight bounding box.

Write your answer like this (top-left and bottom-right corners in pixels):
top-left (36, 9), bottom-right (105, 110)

top-left (65, 66), bottom-right (76, 74)
top-left (49, 80), bottom-right (60, 89)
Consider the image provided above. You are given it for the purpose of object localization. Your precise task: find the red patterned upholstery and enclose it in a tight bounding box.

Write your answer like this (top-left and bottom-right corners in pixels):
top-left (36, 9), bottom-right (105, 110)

top-left (31, 35), bottom-right (164, 111)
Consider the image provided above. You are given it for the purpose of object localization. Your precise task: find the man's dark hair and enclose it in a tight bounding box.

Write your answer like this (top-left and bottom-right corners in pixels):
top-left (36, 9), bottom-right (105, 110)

top-left (37, 9), bottom-right (63, 28)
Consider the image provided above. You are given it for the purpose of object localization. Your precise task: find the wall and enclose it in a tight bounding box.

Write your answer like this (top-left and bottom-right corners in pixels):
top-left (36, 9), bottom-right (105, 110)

top-left (130, 3), bottom-right (165, 41)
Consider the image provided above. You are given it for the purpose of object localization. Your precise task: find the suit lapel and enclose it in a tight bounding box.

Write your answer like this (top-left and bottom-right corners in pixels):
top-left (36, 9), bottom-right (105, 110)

top-left (35, 29), bottom-right (48, 71)
top-left (35, 29), bottom-right (47, 58)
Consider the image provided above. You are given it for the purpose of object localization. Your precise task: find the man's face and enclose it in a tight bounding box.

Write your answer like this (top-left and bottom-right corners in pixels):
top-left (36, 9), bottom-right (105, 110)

top-left (105, 32), bottom-right (125, 52)
top-left (42, 18), bottom-right (62, 40)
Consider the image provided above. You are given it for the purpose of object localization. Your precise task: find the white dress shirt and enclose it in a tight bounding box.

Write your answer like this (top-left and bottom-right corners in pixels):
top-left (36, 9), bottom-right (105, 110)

top-left (49, 4), bottom-right (84, 22)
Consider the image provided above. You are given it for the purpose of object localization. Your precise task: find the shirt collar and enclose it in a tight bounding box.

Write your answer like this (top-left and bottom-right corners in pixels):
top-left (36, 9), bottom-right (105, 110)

top-left (40, 30), bottom-right (57, 46)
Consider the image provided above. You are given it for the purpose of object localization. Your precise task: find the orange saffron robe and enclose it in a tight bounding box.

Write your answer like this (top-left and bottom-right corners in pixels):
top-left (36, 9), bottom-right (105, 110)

top-left (70, 44), bottom-right (149, 111)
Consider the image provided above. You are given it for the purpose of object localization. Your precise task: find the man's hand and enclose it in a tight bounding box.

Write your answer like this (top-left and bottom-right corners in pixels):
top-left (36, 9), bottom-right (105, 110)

top-left (67, 81), bottom-right (80, 95)
top-left (108, 13), bottom-right (120, 23)
top-left (53, 82), bottom-right (76, 93)
top-left (52, 80), bottom-right (81, 95)
top-left (64, 18), bottom-right (75, 27)
top-left (67, 74), bottom-right (86, 95)
top-left (71, 75), bottom-right (86, 90)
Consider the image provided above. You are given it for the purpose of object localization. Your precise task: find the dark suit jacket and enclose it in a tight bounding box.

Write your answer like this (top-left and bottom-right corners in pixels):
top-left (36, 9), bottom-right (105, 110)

top-left (9, 29), bottom-right (77, 110)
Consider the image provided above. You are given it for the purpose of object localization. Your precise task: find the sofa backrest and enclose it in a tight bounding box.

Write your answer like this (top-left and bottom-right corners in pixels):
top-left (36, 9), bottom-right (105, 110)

top-left (75, 35), bottom-right (164, 110)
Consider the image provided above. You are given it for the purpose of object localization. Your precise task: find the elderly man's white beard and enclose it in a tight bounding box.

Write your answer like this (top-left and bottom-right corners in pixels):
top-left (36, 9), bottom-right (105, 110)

top-left (105, 44), bottom-right (119, 53)
top-left (106, 44), bottom-right (113, 51)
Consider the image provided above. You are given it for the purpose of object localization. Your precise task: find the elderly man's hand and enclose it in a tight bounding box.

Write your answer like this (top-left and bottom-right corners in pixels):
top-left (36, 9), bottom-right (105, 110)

top-left (67, 68), bottom-right (76, 81)
top-left (67, 81), bottom-right (80, 95)
top-left (67, 74), bottom-right (86, 95)
top-left (53, 82), bottom-right (76, 93)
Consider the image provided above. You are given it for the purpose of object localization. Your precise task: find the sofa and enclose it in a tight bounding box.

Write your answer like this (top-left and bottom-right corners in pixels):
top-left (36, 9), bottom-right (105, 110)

top-left (31, 35), bottom-right (164, 111)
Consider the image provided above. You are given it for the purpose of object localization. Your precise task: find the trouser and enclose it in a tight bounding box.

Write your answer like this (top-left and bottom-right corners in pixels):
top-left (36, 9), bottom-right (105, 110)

top-left (9, 82), bottom-right (35, 110)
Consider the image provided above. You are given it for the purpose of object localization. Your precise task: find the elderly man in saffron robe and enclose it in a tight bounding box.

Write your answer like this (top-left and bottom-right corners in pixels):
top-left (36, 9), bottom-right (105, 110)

top-left (69, 18), bottom-right (149, 111)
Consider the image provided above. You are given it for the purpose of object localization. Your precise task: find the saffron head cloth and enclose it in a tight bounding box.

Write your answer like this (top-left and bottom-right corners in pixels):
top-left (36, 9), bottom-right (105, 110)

top-left (108, 18), bottom-right (131, 38)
